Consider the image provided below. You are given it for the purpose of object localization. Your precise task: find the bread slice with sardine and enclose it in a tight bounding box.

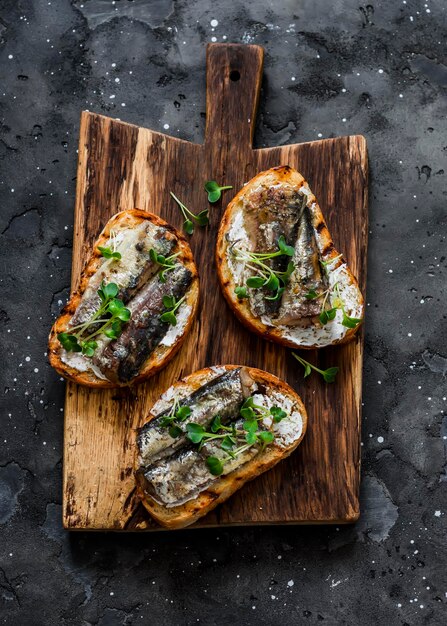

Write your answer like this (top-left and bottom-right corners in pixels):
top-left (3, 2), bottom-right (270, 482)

top-left (48, 209), bottom-right (199, 387)
top-left (135, 365), bottom-right (307, 529)
top-left (216, 166), bottom-right (364, 349)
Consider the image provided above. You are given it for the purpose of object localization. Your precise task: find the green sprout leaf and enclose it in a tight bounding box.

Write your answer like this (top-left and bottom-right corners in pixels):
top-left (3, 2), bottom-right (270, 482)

top-left (277, 235), bottom-right (295, 257)
top-left (159, 293), bottom-right (186, 327)
top-left (242, 397), bottom-right (255, 409)
top-left (322, 367), bottom-right (339, 383)
top-left (206, 455), bottom-right (224, 476)
top-left (240, 406), bottom-right (256, 421)
top-left (326, 308), bottom-right (337, 321)
top-left (186, 423), bottom-right (206, 444)
top-left (264, 286), bottom-right (284, 301)
top-left (284, 261), bottom-right (295, 277)
top-left (149, 248), bottom-right (179, 282)
top-left (303, 363), bottom-right (312, 378)
top-left (170, 191), bottom-right (209, 234)
top-left (106, 298), bottom-right (123, 314)
top-left (245, 430), bottom-right (258, 445)
top-left (57, 332), bottom-right (82, 353)
top-left (175, 406), bottom-right (192, 421)
top-left (169, 425), bottom-right (183, 438)
top-left (246, 276), bottom-right (265, 289)
top-left (319, 310), bottom-right (329, 325)
top-left (270, 406), bottom-right (287, 423)
top-left (195, 210), bottom-right (209, 226)
top-left (319, 307), bottom-right (337, 325)
top-left (264, 273), bottom-right (280, 292)
top-left (221, 435), bottom-right (236, 452)
top-left (243, 418), bottom-right (258, 433)
top-left (98, 246), bottom-right (121, 260)
top-left (116, 307), bottom-right (131, 322)
top-left (259, 430), bottom-right (274, 445)
top-left (204, 180), bottom-right (233, 204)
top-left (160, 311), bottom-right (177, 326)
top-left (305, 289), bottom-right (318, 300)
top-left (104, 328), bottom-right (119, 339)
top-left (81, 340), bottom-right (98, 357)
top-left (162, 295), bottom-right (176, 309)
top-left (235, 286), bottom-right (248, 299)
top-left (210, 415), bottom-right (223, 433)
top-left (102, 282), bottom-right (119, 300)
top-left (292, 352), bottom-right (339, 384)
top-left (183, 219), bottom-right (194, 235)
top-left (342, 312), bottom-right (363, 329)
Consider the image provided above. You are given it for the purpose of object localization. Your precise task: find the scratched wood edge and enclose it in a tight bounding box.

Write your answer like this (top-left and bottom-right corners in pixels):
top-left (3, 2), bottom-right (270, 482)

top-left (62, 111), bottom-right (89, 526)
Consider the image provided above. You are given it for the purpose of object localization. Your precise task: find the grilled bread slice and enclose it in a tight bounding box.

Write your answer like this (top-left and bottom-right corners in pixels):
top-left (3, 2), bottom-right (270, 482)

top-left (216, 166), bottom-right (364, 349)
top-left (135, 365), bottom-right (307, 529)
top-left (48, 209), bottom-right (199, 387)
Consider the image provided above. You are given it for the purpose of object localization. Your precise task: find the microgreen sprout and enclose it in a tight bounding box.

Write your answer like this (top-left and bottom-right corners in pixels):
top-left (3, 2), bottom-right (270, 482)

top-left (334, 284), bottom-right (362, 329)
top-left (206, 456), bottom-right (224, 476)
top-left (303, 277), bottom-right (363, 329)
top-left (98, 230), bottom-right (121, 259)
top-left (292, 353), bottom-right (339, 383)
top-left (234, 286), bottom-right (248, 300)
top-left (232, 235), bottom-right (295, 301)
top-left (57, 282), bottom-right (131, 356)
top-left (321, 254), bottom-right (343, 269)
top-left (149, 248), bottom-right (180, 283)
top-left (159, 294), bottom-right (186, 326)
top-left (159, 399), bottom-right (192, 438)
top-left (98, 246), bottom-right (121, 260)
top-left (180, 396), bottom-right (289, 476)
top-left (204, 180), bottom-right (233, 203)
top-left (170, 191), bottom-right (209, 234)
top-left (303, 283), bottom-right (339, 325)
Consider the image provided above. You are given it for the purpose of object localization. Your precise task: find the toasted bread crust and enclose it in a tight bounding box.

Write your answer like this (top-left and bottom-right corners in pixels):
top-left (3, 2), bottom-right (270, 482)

top-left (48, 209), bottom-right (199, 387)
top-left (216, 165), bottom-right (364, 349)
top-left (135, 365), bottom-right (307, 529)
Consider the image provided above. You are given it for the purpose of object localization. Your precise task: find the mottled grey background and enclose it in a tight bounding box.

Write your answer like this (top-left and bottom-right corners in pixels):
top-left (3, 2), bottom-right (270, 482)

top-left (1, 0), bottom-right (446, 624)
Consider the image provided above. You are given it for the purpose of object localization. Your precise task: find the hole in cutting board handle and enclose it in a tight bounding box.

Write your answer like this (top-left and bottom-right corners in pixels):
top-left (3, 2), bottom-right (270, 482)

top-left (229, 70), bottom-right (240, 81)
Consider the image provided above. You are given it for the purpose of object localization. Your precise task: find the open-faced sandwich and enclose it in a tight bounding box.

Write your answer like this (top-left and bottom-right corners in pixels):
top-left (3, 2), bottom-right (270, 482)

top-left (135, 365), bottom-right (307, 529)
top-left (216, 166), bottom-right (364, 349)
top-left (48, 209), bottom-right (199, 387)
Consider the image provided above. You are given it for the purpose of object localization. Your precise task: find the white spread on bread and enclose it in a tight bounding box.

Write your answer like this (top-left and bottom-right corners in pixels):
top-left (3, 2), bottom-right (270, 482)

top-left (159, 304), bottom-right (192, 348)
top-left (60, 349), bottom-right (108, 380)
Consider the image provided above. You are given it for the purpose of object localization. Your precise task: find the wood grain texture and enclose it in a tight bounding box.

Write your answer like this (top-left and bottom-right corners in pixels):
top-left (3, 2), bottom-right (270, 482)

top-left (63, 43), bottom-right (368, 530)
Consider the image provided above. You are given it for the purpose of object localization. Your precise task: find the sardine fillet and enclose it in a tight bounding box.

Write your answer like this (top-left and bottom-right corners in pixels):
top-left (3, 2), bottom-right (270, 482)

top-left (93, 264), bottom-right (192, 383)
top-left (137, 367), bottom-right (256, 466)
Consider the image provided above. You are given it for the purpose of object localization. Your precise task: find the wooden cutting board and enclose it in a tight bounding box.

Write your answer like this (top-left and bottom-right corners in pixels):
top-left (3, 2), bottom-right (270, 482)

top-left (63, 44), bottom-right (368, 530)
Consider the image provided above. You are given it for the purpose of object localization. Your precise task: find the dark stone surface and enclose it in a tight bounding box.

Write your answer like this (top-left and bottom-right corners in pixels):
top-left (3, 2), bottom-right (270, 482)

top-left (0, 1), bottom-right (446, 624)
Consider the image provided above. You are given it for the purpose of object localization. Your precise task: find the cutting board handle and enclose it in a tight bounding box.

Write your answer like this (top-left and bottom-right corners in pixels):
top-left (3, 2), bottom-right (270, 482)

top-left (205, 43), bottom-right (264, 149)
